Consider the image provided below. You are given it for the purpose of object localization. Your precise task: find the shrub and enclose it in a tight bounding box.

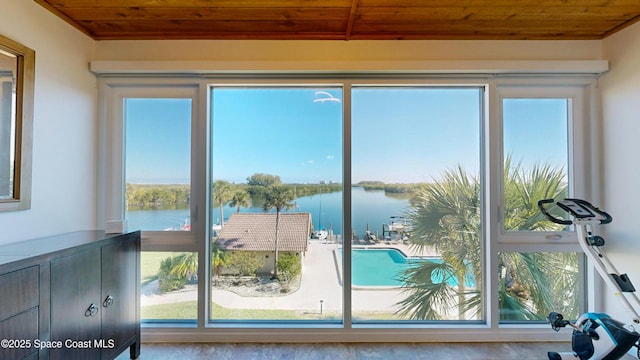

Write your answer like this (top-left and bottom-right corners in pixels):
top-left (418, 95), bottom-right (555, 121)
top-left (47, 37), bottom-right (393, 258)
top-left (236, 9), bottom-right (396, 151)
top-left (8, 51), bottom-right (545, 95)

top-left (277, 252), bottom-right (301, 284)
top-left (226, 251), bottom-right (263, 278)
top-left (158, 256), bottom-right (187, 293)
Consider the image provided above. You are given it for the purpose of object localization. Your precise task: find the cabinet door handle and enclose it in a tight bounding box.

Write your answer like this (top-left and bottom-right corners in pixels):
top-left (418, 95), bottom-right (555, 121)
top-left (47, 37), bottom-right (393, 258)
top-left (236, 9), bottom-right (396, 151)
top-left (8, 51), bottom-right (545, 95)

top-left (85, 303), bottom-right (99, 317)
top-left (103, 295), bottom-right (114, 308)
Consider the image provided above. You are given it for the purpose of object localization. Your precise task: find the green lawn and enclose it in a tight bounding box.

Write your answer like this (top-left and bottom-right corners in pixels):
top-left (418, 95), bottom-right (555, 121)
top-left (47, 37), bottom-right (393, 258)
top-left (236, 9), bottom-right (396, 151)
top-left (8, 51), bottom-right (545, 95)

top-left (142, 300), bottom-right (401, 321)
top-left (142, 301), bottom-right (341, 320)
top-left (141, 251), bottom-right (187, 286)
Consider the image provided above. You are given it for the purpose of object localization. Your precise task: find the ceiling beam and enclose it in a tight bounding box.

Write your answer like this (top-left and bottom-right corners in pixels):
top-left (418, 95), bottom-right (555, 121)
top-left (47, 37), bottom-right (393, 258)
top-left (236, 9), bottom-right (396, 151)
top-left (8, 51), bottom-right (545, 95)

top-left (345, 0), bottom-right (360, 40)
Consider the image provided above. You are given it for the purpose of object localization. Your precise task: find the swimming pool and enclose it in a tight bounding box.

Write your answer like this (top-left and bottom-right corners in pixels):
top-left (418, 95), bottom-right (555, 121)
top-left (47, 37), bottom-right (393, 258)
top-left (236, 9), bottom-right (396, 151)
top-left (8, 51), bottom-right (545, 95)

top-left (341, 248), bottom-right (473, 287)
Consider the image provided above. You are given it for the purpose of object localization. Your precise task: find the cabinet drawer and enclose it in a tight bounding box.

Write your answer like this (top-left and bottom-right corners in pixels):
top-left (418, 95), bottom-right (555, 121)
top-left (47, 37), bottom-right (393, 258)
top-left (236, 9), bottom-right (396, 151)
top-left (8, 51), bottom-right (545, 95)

top-left (0, 307), bottom-right (39, 360)
top-left (0, 266), bottom-right (39, 321)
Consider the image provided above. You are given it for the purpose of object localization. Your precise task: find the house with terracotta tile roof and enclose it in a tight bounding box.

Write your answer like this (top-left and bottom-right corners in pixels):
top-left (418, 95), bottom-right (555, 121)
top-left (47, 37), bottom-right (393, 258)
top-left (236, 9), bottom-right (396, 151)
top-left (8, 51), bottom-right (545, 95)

top-left (215, 212), bottom-right (312, 274)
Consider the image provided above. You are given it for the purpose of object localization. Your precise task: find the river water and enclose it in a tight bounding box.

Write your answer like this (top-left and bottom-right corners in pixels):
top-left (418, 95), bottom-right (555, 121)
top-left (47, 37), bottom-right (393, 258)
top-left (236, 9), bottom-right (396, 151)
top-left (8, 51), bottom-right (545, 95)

top-left (126, 186), bottom-right (411, 237)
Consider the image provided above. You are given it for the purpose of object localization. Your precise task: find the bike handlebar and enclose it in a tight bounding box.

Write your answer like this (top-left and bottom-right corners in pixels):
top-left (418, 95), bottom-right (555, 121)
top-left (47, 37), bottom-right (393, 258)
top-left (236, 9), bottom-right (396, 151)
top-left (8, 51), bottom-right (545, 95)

top-left (538, 199), bottom-right (572, 225)
top-left (537, 198), bottom-right (613, 225)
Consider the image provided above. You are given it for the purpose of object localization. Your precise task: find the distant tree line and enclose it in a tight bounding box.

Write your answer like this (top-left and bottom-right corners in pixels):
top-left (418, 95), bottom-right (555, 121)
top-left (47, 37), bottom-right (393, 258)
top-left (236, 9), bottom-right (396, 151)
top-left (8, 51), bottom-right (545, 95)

top-left (356, 181), bottom-right (419, 194)
top-left (126, 183), bottom-right (190, 209)
top-left (127, 174), bottom-right (424, 211)
top-left (126, 173), bottom-right (342, 211)
top-left (244, 173), bottom-right (341, 198)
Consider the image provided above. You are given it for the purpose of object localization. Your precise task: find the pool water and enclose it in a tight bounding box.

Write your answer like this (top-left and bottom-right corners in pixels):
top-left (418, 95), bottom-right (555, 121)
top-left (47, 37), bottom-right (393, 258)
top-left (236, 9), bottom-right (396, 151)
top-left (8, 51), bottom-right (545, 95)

top-left (347, 248), bottom-right (473, 287)
top-left (350, 248), bottom-right (424, 287)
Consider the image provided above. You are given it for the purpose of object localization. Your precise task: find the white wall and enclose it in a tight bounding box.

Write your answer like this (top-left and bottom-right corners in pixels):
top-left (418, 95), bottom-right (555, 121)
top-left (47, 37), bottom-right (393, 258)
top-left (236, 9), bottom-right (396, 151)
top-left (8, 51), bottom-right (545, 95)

top-left (599, 22), bottom-right (640, 322)
top-left (0, 1), bottom-right (97, 244)
top-left (95, 39), bottom-right (603, 64)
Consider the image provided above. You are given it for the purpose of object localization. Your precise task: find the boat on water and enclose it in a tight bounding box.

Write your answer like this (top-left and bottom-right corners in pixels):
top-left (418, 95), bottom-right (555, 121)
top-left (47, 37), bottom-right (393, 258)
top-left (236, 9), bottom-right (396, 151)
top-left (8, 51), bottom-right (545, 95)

top-left (312, 194), bottom-right (329, 240)
top-left (312, 228), bottom-right (328, 240)
top-left (383, 216), bottom-right (412, 242)
top-left (164, 218), bottom-right (191, 231)
top-left (212, 223), bottom-right (222, 235)
top-left (386, 216), bottom-right (411, 232)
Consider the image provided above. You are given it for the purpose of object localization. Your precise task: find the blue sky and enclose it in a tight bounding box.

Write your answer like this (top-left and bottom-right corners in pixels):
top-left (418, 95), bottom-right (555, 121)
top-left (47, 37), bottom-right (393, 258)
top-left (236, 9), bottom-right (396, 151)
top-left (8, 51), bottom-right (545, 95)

top-left (125, 88), bottom-right (568, 185)
top-left (211, 88), bottom-right (343, 184)
top-left (503, 98), bottom-right (568, 171)
top-left (351, 87), bottom-right (481, 183)
top-left (125, 98), bottom-right (191, 184)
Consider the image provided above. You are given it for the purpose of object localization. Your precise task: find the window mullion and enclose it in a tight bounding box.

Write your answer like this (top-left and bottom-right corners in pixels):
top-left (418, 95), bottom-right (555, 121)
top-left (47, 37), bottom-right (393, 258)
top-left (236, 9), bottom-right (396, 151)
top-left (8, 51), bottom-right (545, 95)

top-left (196, 81), bottom-right (209, 329)
top-left (343, 83), bottom-right (352, 329)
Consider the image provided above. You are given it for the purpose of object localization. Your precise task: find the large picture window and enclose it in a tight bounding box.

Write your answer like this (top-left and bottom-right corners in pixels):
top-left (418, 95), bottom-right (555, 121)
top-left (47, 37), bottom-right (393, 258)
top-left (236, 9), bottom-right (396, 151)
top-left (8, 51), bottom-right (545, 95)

top-left (351, 87), bottom-right (482, 322)
top-left (99, 75), bottom-right (592, 340)
top-left (210, 86), bottom-right (343, 322)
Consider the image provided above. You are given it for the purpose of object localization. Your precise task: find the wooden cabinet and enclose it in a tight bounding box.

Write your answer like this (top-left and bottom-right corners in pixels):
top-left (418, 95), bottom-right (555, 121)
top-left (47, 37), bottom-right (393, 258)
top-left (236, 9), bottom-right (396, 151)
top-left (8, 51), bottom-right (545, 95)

top-left (0, 266), bottom-right (40, 360)
top-left (50, 247), bottom-right (102, 360)
top-left (0, 231), bottom-right (140, 360)
top-left (100, 240), bottom-right (140, 360)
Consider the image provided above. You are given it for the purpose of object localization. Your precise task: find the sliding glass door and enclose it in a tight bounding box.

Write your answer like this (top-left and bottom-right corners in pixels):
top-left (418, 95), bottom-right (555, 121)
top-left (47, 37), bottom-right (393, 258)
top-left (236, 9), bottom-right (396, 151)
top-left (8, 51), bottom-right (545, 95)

top-left (209, 86), bottom-right (344, 322)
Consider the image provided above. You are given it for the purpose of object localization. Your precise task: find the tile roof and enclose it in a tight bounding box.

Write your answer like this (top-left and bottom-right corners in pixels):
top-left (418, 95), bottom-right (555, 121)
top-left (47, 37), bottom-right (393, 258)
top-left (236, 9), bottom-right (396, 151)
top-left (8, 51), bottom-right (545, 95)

top-left (216, 213), bottom-right (311, 253)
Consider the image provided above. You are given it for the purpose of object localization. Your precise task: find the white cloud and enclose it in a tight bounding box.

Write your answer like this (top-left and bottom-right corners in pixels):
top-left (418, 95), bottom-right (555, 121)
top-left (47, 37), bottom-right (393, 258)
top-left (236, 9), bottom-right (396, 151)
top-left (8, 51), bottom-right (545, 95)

top-left (313, 91), bottom-right (341, 103)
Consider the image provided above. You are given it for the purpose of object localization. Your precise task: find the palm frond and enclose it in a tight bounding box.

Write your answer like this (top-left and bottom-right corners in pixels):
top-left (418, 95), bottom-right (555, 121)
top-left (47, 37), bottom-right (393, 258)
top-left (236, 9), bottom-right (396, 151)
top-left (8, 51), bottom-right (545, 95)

top-left (400, 159), bottom-right (574, 321)
top-left (397, 260), bottom-right (469, 320)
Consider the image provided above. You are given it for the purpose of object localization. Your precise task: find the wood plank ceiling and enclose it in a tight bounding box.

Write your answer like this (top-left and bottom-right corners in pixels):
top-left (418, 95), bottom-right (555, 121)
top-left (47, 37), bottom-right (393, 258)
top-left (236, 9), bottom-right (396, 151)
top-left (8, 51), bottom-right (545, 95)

top-left (34, 0), bottom-right (640, 41)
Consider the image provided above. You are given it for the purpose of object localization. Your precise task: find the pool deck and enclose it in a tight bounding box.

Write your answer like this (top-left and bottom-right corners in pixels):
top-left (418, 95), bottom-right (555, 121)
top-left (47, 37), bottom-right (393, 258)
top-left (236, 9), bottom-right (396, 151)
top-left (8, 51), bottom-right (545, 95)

top-left (142, 240), bottom-right (439, 313)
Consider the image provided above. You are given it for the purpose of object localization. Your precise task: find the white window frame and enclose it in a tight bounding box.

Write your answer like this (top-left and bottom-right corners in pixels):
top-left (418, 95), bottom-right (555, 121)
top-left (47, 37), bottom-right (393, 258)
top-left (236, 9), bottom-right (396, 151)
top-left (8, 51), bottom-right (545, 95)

top-left (99, 80), bottom-right (204, 249)
top-left (97, 74), bottom-right (600, 342)
top-left (98, 79), bottom-right (209, 327)
top-left (488, 78), bottom-right (597, 328)
top-left (491, 79), bottom-right (593, 247)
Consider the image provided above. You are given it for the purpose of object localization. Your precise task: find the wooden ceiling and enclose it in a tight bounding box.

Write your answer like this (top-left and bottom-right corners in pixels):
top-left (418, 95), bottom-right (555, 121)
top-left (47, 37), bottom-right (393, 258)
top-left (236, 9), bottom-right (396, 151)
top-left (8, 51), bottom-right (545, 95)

top-left (35, 0), bottom-right (640, 41)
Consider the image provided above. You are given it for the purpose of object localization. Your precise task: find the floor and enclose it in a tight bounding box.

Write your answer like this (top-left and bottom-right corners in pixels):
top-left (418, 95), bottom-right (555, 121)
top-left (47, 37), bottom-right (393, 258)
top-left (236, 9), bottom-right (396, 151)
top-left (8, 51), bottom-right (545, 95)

top-left (116, 342), bottom-right (583, 360)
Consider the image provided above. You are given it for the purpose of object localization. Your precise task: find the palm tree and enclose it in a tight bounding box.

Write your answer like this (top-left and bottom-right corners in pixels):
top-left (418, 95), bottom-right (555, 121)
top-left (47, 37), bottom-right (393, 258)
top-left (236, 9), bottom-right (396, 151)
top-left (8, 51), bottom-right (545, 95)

top-left (169, 252), bottom-right (198, 282)
top-left (498, 157), bottom-right (571, 320)
top-left (397, 161), bottom-right (570, 321)
top-left (229, 190), bottom-right (251, 213)
top-left (211, 240), bottom-right (230, 286)
top-left (262, 184), bottom-right (295, 279)
top-left (397, 166), bottom-right (481, 320)
top-left (503, 156), bottom-right (567, 231)
top-left (213, 180), bottom-right (232, 228)
top-left (165, 240), bottom-right (230, 287)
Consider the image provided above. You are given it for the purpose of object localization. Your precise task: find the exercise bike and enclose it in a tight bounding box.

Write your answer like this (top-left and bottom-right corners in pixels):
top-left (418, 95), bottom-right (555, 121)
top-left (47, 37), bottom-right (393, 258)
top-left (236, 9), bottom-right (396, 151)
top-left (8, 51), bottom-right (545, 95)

top-left (538, 198), bottom-right (640, 360)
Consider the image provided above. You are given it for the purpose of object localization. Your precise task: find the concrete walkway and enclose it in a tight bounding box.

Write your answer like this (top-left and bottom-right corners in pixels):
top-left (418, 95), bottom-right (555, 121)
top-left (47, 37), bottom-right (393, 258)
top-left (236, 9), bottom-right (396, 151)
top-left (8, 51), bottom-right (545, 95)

top-left (142, 241), bottom-right (435, 313)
